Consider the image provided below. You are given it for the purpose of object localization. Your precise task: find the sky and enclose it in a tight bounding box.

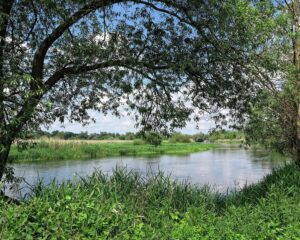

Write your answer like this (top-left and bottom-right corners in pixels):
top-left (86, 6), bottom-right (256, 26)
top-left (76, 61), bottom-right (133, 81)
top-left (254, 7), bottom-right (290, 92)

top-left (48, 111), bottom-right (214, 134)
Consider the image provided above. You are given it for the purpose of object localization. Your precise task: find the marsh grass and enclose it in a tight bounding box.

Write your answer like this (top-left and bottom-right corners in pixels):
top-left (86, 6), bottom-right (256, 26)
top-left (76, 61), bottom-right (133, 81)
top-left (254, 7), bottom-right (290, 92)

top-left (8, 141), bottom-right (216, 163)
top-left (1, 164), bottom-right (300, 239)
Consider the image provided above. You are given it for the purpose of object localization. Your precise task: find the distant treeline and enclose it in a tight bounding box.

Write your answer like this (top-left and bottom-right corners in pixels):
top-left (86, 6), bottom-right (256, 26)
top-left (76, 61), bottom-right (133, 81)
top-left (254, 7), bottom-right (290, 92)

top-left (23, 130), bottom-right (244, 143)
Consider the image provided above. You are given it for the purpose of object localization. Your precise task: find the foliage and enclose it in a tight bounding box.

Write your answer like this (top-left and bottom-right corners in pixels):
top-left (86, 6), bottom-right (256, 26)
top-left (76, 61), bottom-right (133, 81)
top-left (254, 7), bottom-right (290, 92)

top-left (0, 0), bottom-right (300, 184)
top-left (237, 1), bottom-right (300, 161)
top-left (192, 133), bottom-right (208, 143)
top-left (8, 141), bottom-right (215, 163)
top-left (27, 130), bottom-right (141, 141)
top-left (1, 164), bottom-right (300, 239)
top-left (2, 0), bottom-right (299, 177)
top-left (21, 130), bottom-right (245, 143)
top-left (169, 132), bottom-right (191, 143)
top-left (208, 130), bottom-right (244, 143)
top-left (244, 92), bottom-right (290, 153)
top-left (142, 132), bottom-right (163, 146)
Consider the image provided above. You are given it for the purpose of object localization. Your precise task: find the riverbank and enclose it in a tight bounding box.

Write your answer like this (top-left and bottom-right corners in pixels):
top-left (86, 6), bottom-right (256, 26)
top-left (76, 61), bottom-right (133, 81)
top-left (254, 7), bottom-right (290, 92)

top-left (1, 164), bottom-right (299, 239)
top-left (8, 140), bottom-right (216, 163)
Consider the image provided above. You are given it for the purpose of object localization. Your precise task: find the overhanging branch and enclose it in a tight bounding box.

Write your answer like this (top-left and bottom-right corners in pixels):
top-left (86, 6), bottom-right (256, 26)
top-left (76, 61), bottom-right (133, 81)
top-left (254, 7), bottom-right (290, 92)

top-left (31, 0), bottom-right (123, 81)
top-left (44, 59), bottom-right (169, 89)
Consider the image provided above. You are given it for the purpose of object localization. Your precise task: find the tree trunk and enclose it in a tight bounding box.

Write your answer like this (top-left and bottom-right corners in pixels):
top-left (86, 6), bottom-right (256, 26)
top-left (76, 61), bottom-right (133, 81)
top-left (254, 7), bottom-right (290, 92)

top-left (0, 0), bottom-right (14, 181)
top-left (292, 0), bottom-right (300, 167)
top-left (0, 139), bottom-right (12, 181)
top-left (297, 104), bottom-right (300, 167)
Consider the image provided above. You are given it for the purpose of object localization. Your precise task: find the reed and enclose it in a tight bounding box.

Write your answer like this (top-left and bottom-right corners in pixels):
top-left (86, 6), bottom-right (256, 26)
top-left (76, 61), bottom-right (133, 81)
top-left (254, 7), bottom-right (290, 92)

top-left (1, 164), bottom-right (299, 239)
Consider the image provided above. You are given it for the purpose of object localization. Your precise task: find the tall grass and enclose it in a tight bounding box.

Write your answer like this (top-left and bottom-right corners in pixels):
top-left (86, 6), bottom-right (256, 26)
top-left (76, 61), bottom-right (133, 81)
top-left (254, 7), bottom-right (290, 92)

top-left (8, 141), bottom-right (216, 163)
top-left (1, 164), bottom-right (300, 239)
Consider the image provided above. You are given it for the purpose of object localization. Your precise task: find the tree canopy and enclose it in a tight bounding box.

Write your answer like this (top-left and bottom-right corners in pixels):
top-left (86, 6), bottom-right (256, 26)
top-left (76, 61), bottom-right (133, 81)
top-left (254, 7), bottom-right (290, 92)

top-left (1, 0), bottom-right (278, 135)
top-left (1, 0), bottom-right (300, 179)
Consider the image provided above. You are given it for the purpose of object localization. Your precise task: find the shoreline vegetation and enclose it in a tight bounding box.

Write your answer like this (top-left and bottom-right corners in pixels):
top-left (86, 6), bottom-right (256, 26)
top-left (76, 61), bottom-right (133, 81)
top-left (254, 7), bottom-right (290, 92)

top-left (8, 129), bottom-right (244, 163)
top-left (1, 164), bottom-right (299, 239)
top-left (8, 140), bottom-right (217, 163)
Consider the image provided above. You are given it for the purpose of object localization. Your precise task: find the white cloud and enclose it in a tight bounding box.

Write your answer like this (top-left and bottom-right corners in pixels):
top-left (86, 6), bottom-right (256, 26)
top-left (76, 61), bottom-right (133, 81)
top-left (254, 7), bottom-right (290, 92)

top-left (48, 112), bottom-right (213, 134)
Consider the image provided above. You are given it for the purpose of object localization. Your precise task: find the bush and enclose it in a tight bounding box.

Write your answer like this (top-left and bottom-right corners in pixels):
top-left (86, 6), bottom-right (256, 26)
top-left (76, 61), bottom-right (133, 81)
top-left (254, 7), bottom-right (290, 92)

top-left (193, 133), bottom-right (208, 142)
top-left (169, 133), bottom-right (191, 143)
top-left (143, 132), bottom-right (163, 146)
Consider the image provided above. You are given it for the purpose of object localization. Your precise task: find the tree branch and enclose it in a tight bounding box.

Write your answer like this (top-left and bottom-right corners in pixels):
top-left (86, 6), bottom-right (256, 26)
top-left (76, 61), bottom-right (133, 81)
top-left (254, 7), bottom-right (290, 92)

top-left (45, 59), bottom-right (169, 89)
top-left (22, 0), bottom-right (38, 43)
top-left (31, 0), bottom-right (123, 81)
top-left (136, 0), bottom-right (193, 26)
top-left (44, 59), bottom-right (130, 89)
top-left (0, 0), bottom-right (15, 128)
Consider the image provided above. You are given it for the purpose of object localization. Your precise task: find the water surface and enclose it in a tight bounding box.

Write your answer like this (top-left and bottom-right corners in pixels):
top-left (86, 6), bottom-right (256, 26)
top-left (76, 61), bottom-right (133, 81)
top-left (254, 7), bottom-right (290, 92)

top-left (8, 145), bottom-right (287, 197)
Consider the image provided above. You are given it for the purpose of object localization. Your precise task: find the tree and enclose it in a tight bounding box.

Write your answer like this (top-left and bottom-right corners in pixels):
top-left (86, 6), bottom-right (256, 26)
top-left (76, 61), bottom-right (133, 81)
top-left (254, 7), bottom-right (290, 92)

top-left (0, 0), bottom-right (197, 180)
top-left (178, 0), bottom-right (300, 165)
top-left (1, 0), bottom-right (262, 181)
top-left (239, 1), bottom-right (300, 164)
top-left (1, 0), bottom-right (300, 183)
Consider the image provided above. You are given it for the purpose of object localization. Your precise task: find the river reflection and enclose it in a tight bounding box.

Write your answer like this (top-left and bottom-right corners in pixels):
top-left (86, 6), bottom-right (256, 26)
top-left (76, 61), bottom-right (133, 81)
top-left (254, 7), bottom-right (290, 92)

top-left (8, 145), bottom-right (288, 197)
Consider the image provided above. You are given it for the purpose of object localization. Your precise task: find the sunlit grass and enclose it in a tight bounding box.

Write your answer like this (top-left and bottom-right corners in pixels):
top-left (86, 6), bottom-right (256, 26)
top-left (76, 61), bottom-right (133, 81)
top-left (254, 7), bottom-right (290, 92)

top-left (8, 140), bottom-right (216, 163)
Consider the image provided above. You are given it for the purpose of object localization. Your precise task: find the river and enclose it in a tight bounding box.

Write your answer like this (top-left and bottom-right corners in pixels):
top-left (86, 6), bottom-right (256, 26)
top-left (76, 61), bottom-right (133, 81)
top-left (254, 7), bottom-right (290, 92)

top-left (7, 145), bottom-right (287, 198)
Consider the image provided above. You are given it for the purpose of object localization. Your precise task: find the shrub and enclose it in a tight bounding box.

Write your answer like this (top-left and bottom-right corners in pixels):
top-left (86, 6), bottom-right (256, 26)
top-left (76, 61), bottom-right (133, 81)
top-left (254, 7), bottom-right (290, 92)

top-left (193, 133), bottom-right (208, 143)
top-left (143, 132), bottom-right (163, 146)
top-left (169, 133), bottom-right (191, 143)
